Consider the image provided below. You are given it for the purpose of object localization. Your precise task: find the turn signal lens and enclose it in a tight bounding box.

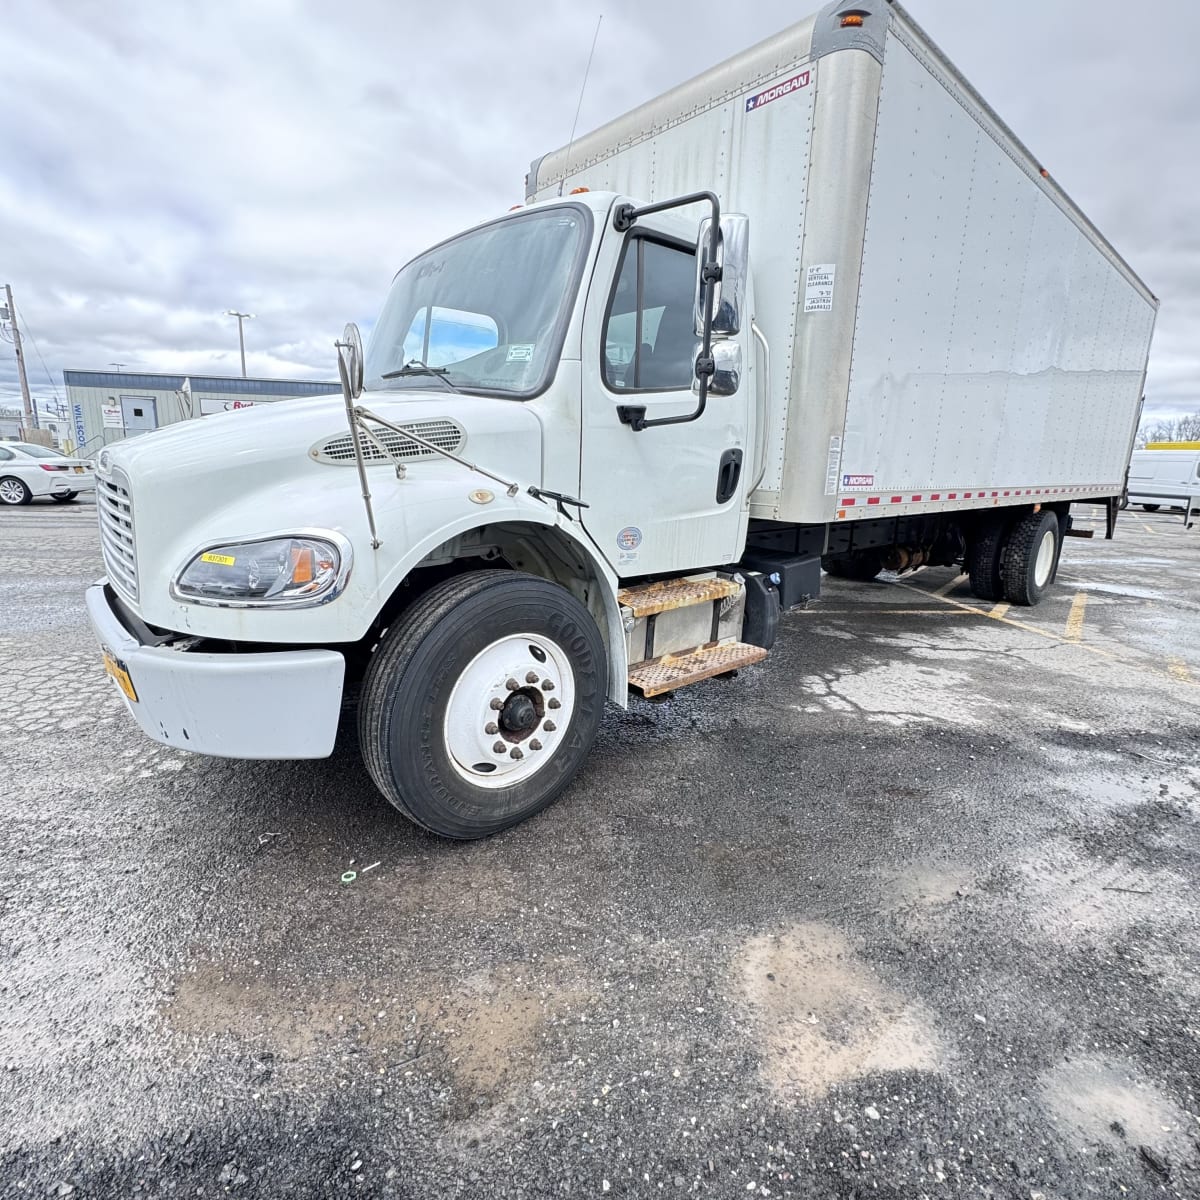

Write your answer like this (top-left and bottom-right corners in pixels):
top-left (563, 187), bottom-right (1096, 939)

top-left (841, 14), bottom-right (865, 26)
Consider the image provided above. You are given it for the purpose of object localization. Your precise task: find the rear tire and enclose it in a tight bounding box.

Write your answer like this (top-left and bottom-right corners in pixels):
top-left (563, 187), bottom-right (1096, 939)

top-left (821, 551), bottom-right (883, 581)
top-left (0, 477), bottom-right (32, 506)
top-left (1141, 504), bottom-right (1160, 512)
top-left (358, 570), bottom-right (606, 839)
top-left (1000, 511), bottom-right (1060, 606)
top-left (966, 518), bottom-right (1010, 601)
top-left (51, 491), bottom-right (79, 503)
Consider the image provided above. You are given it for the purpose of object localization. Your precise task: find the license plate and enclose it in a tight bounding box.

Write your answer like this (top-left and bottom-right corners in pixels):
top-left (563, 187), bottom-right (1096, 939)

top-left (73, 465), bottom-right (84, 474)
top-left (102, 649), bottom-right (138, 702)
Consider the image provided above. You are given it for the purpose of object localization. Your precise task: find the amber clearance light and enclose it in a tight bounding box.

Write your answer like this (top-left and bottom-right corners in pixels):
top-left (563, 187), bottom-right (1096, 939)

top-left (841, 14), bottom-right (865, 26)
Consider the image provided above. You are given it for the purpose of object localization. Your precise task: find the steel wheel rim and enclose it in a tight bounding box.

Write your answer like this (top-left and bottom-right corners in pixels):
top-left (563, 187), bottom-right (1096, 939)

top-left (0, 479), bottom-right (25, 504)
top-left (1033, 526), bottom-right (1056, 587)
top-left (442, 632), bottom-right (575, 788)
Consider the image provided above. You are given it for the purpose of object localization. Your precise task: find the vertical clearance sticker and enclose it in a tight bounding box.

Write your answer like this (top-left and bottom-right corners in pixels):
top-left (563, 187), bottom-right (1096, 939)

top-left (824, 436), bottom-right (843, 496)
top-left (804, 264), bottom-right (837, 313)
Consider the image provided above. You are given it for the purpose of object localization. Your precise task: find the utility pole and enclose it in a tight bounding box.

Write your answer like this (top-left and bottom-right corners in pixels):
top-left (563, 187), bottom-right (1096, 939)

top-left (3, 284), bottom-right (36, 430)
top-left (225, 310), bottom-right (255, 378)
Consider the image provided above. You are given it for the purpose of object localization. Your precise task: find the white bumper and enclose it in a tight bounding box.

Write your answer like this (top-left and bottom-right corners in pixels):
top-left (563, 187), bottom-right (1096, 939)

top-left (32, 470), bottom-right (95, 497)
top-left (85, 580), bottom-right (346, 759)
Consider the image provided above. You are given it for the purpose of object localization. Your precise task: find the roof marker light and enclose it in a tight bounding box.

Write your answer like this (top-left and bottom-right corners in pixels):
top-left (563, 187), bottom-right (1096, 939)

top-left (569, 187), bottom-right (590, 194)
top-left (841, 14), bottom-right (865, 26)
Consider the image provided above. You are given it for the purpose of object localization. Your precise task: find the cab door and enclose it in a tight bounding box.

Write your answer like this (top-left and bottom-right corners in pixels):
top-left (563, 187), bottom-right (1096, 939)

top-left (579, 216), bottom-right (752, 577)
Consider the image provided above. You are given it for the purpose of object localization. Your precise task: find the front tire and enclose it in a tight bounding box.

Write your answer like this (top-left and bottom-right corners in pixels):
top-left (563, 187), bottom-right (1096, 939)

top-left (1001, 511), bottom-right (1060, 606)
top-left (358, 571), bottom-right (606, 838)
top-left (1141, 504), bottom-right (1160, 512)
top-left (0, 477), bottom-right (32, 506)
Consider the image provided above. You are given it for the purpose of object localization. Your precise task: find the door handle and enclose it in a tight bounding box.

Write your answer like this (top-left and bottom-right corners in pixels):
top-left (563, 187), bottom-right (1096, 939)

top-left (716, 449), bottom-right (743, 504)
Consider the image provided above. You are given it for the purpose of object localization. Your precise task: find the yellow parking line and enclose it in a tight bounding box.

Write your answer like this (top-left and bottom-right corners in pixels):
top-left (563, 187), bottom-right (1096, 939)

top-left (1169, 657), bottom-right (1194, 683)
top-left (1141, 522), bottom-right (1155, 534)
top-left (988, 602), bottom-right (1010, 620)
top-left (933, 572), bottom-right (968, 597)
top-left (1065, 592), bottom-right (1088, 642)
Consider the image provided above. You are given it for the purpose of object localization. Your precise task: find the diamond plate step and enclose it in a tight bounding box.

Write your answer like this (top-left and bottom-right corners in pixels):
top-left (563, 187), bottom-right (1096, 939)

top-left (618, 576), bottom-right (741, 619)
top-left (628, 641), bottom-right (768, 697)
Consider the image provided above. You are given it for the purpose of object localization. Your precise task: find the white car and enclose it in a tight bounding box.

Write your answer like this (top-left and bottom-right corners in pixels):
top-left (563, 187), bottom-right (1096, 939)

top-left (0, 442), bottom-right (96, 505)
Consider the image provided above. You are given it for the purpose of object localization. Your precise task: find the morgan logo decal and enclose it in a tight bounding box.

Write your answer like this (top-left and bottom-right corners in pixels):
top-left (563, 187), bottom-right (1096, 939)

top-left (745, 71), bottom-right (811, 113)
top-left (842, 474), bottom-right (875, 489)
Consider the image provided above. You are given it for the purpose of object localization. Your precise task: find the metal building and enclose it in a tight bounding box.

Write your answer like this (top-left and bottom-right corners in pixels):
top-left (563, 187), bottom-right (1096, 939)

top-left (62, 369), bottom-right (341, 455)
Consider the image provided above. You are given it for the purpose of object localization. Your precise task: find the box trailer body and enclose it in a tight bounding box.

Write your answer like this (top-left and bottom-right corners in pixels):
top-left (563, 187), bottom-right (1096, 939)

top-left (85, 0), bottom-right (1159, 838)
top-left (527, 0), bottom-right (1156, 527)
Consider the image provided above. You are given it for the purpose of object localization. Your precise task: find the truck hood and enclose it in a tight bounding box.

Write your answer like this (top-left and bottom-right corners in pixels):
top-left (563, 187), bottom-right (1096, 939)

top-left (96, 388), bottom-right (545, 627)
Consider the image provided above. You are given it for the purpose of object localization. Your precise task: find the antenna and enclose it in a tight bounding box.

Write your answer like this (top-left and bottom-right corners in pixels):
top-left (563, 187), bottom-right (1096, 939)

top-left (559, 14), bottom-right (603, 196)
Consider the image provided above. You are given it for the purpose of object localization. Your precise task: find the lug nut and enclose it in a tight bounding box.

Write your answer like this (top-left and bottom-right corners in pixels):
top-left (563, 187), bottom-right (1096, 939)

top-left (543, 720), bottom-right (556, 732)
top-left (525, 671), bottom-right (540, 684)
top-left (510, 747), bottom-right (524, 760)
top-left (485, 722), bottom-right (498, 735)
top-left (548, 698), bottom-right (561, 710)
top-left (505, 678), bottom-right (519, 691)
top-left (542, 680), bottom-right (555, 691)
top-left (493, 741), bottom-right (506, 754)
top-left (529, 739), bottom-right (542, 751)
top-left (489, 698), bottom-right (504, 711)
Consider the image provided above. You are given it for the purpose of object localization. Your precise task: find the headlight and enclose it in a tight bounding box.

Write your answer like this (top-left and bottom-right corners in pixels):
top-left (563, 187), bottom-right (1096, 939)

top-left (171, 533), bottom-right (351, 608)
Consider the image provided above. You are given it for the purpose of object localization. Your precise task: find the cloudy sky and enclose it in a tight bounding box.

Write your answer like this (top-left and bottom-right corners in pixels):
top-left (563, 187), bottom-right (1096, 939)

top-left (1, 0), bottom-right (1196, 423)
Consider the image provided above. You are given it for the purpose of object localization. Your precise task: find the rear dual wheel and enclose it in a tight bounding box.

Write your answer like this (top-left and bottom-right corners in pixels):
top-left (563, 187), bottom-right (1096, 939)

top-left (967, 510), bottom-right (1061, 606)
top-left (358, 571), bottom-right (606, 839)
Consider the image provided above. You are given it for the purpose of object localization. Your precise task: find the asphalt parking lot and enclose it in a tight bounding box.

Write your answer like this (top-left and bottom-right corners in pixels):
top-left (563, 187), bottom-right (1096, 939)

top-left (1, 500), bottom-right (1197, 1199)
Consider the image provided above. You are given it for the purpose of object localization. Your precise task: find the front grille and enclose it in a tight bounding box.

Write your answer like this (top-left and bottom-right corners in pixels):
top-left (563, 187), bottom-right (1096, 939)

top-left (97, 473), bottom-right (138, 601)
top-left (312, 419), bottom-right (465, 465)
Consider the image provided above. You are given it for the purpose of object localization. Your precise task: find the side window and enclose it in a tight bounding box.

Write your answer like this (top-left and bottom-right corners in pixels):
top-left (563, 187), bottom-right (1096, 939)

top-left (603, 237), bottom-right (697, 391)
top-left (402, 306), bottom-right (499, 368)
top-left (0, 447), bottom-right (12, 461)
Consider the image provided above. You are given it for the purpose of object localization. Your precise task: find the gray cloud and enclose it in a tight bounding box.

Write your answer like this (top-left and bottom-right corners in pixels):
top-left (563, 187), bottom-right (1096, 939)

top-left (1, 0), bottom-right (1196, 424)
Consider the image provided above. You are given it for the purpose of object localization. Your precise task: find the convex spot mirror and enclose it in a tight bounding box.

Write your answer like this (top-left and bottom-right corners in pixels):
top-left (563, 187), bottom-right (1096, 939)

top-left (693, 213), bottom-right (749, 338)
top-left (691, 340), bottom-right (742, 398)
top-left (337, 322), bottom-right (364, 400)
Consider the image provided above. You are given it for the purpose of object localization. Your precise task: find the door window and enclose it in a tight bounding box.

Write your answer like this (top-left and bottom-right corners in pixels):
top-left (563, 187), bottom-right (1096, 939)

top-left (603, 237), bottom-right (697, 392)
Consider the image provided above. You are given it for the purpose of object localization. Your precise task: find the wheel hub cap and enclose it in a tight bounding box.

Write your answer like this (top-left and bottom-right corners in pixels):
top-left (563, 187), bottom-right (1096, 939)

top-left (442, 632), bottom-right (576, 788)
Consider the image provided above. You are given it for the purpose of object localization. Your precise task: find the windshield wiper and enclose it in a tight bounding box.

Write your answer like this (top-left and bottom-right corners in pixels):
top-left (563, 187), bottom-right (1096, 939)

top-left (381, 359), bottom-right (462, 392)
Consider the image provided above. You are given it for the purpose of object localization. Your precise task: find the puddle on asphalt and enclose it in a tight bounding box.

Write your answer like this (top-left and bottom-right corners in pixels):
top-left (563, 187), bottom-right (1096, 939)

top-left (733, 922), bottom-right (941, 1098)
top-left (1040, 1056), bottom-right (1197, 1166)
top-left (881, 864), bottom-right (973, 911)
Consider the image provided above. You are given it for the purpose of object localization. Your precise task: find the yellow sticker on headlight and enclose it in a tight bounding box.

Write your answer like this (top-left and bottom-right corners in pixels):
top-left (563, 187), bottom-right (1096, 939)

top-left (200, 552), bottom-right (236, 566)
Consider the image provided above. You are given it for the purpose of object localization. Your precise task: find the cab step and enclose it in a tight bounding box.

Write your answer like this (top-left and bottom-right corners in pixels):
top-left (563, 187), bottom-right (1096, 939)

top-left (628, 640), bottom-right (768, 698)
top-left (618, 576), bottom-right (741, 618)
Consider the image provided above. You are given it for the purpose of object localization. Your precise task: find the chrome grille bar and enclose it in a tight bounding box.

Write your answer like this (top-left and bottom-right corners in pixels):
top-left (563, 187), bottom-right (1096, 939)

top-left (96, 473), bottom-right (138, 601)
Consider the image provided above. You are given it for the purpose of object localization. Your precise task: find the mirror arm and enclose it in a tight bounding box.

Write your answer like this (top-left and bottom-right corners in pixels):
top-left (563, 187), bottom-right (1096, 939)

top-left (614, 191), bottom-right (722, 432)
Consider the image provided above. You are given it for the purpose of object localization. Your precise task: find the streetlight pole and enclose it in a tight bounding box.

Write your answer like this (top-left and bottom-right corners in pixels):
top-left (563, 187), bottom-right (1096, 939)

top-left (108, 362), bottom-right (126, 373)
top-left (225, 310), bottom-right (255, 378)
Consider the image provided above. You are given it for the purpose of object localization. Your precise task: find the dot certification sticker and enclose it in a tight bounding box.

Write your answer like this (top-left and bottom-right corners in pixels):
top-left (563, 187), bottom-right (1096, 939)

top-left (616, 527), bottom-right (643, 551)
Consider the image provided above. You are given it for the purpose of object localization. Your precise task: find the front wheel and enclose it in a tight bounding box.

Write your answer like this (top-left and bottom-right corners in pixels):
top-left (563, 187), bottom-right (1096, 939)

top-left (358, 571), bottom-right (606, 838)
top-left (1141, 504), bottom-right (1160, 513)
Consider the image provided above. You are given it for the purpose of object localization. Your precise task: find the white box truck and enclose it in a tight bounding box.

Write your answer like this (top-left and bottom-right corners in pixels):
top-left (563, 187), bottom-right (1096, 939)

top-left (86, 0), bottom-right (1157, 837)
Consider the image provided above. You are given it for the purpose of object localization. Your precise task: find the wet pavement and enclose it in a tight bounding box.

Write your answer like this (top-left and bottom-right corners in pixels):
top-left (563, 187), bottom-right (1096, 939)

top-left (1, 500), bottom-right (1197, 1198)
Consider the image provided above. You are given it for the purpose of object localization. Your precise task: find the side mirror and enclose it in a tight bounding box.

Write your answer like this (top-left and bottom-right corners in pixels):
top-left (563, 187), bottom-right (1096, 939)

top-left (693, 214), bottom-right (749, 338)
top-left (692, 339), bottom-right (742, 398)
top-left (336, 322), bottom-right (364, 400)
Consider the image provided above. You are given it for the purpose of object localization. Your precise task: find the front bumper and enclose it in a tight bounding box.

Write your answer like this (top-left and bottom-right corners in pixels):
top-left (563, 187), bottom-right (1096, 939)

top-left (85, 581), bottom-right (346, 759)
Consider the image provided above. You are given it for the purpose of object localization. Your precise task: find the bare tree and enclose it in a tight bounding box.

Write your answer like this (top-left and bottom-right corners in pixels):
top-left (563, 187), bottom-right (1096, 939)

top-left (1135, 410), bottom-right (1200, 447)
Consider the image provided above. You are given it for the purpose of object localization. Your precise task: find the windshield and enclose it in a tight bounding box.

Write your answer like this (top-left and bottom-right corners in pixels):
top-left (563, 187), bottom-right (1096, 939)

top-left (364, 205), bottom-right (592, 398)
top-left (14, 443), bottom-right (66, 459)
